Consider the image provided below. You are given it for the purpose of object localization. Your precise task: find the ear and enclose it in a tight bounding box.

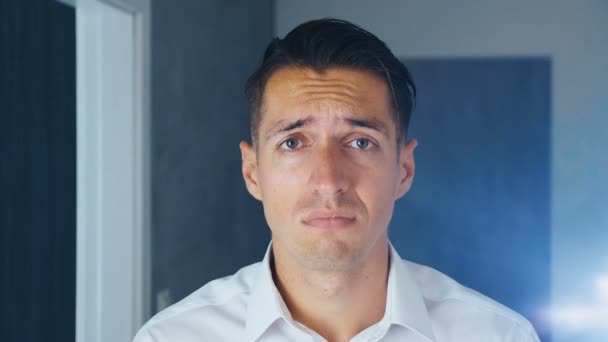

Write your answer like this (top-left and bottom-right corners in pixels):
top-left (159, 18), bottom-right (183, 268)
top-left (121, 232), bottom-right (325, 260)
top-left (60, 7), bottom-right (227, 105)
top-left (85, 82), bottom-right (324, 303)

top-left (395, 138), bottom-right (417, 200)
top-left (240, 141), bottom-right (262, 201)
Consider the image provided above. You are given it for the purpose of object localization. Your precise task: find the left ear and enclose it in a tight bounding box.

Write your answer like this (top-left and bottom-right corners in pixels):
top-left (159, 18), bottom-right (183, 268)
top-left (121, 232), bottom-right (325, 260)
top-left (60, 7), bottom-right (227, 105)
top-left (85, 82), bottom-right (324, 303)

top-left (395, 138), bottom-right (417, 200)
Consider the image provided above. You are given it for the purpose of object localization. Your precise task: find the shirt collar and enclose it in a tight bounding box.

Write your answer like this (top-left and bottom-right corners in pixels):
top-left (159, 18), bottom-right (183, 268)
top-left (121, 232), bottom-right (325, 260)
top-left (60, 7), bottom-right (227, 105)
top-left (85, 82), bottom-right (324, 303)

top-left (245, 241), bottom-right (436, 342)
top-left (245, 243), bottom-right (292, 341)
top-left (387, 242), bottom-right (436, 341)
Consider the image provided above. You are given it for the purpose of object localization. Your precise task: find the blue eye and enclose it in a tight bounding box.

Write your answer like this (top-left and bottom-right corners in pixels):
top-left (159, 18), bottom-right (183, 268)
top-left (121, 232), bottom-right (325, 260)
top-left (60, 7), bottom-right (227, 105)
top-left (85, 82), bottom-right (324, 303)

top-left (350, 138), bottom-right (373, 150)
top-left (281, 138), bottom-right (300, 150)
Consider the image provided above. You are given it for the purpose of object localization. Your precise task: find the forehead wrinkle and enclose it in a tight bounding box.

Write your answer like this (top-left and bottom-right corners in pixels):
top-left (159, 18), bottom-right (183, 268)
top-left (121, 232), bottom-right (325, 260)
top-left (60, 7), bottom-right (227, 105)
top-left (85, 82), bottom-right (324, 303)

top-left (289, 80), bottom-right (360, 98)
top-left (298, 78), bottom-right (359, 88)
top-left (262, 67), bottom-right (395, 141)
top-left (294, 92), bottom-right (360, 109)
top-left (289, 83), bottom-right (363, 110)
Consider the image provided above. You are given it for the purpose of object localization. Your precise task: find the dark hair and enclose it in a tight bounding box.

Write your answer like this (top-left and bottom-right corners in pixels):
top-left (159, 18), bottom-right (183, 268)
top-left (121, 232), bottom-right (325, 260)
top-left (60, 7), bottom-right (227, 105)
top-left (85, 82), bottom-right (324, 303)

top-left (245, 18), bottom-right (416, 144)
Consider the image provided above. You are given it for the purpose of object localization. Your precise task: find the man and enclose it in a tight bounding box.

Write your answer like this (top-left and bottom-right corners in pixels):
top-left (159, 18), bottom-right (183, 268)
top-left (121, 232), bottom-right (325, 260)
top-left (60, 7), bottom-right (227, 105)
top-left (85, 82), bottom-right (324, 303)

top-left (134, 19), bottom-right (540, 342)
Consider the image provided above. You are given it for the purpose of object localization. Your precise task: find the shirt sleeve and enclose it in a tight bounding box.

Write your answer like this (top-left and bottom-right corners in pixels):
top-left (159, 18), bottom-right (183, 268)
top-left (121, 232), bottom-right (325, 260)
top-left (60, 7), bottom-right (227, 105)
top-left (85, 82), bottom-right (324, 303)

top-left (506, 320), bottom-right (541, 342)
top-left (132, 327), bottom-right (153, 342)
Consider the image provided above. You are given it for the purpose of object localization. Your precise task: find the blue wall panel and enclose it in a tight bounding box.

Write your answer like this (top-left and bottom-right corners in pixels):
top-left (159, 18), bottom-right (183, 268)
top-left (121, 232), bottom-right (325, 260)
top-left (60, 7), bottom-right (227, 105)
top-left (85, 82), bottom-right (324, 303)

top-left (390, 58), bottom-right (551, 340)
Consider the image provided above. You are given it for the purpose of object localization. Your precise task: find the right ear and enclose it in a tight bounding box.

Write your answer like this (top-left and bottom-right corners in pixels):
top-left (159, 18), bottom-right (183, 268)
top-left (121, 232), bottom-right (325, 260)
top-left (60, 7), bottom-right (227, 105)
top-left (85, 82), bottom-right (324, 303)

top-left (239, 141), bottom-right (262, 200)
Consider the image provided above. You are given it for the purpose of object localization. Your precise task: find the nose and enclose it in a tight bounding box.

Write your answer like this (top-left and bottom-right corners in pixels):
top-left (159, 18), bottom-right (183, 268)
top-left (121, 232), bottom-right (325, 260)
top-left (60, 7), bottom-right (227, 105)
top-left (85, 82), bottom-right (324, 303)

top-left (308, 143), bottom-right (350, 196)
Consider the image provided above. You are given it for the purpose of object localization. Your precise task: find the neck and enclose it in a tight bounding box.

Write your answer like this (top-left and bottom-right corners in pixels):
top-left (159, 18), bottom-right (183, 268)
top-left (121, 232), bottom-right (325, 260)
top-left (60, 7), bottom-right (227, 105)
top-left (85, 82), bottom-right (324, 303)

top-left (271, 239), bottom-right (390, 342)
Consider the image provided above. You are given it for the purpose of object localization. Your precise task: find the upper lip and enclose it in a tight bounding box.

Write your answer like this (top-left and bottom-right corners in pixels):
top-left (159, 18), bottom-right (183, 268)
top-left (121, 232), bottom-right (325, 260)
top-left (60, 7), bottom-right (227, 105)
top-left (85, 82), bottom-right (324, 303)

top-left (301, 209), bottom-right (356, 223)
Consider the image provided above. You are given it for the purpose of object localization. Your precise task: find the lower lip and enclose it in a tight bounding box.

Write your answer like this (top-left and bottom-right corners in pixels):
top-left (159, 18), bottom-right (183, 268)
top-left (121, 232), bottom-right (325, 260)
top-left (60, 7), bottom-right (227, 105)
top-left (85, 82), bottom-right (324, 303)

top-left (303, 217), bottom-right (356, 229)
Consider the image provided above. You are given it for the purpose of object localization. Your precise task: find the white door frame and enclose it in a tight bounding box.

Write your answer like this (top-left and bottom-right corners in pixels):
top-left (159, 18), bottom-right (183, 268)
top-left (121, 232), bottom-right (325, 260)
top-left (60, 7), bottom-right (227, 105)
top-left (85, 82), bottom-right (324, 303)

top-left (60, 0), bottom-right (151, 341)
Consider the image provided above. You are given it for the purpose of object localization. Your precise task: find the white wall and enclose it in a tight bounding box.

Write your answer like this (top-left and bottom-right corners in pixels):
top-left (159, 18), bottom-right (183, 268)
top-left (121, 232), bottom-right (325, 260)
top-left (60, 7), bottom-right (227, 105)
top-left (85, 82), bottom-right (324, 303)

top-left (275, 1), bottom-right (608, 340)
top-left (75, 0), bottom-right (151, 341)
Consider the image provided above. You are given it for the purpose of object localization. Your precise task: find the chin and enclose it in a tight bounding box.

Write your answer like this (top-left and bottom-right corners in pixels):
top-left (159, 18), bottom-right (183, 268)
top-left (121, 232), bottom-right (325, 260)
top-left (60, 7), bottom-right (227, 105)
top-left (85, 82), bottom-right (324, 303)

top-left (293, 238), bottom-right (367, 272)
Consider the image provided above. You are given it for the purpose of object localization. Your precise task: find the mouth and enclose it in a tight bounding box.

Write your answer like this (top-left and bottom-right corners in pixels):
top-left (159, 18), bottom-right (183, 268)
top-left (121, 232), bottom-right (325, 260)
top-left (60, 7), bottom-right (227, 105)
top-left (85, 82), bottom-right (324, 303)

top-left (301, 209), bottom-right (357, 229)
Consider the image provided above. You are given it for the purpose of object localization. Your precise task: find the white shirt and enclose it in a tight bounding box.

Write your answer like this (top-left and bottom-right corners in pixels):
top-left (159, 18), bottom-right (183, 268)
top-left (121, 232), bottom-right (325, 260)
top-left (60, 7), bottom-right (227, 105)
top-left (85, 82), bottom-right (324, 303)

top-left (133, 242), bottom-right (540, 342)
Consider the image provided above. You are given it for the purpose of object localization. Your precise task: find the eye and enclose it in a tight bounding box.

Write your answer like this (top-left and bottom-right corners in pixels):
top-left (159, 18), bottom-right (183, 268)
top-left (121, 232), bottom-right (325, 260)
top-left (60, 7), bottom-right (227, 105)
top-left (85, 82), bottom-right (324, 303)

top-left (280, 137), bottom-right (301, 150)
top-left (349, 138), bottom-right (374, 150)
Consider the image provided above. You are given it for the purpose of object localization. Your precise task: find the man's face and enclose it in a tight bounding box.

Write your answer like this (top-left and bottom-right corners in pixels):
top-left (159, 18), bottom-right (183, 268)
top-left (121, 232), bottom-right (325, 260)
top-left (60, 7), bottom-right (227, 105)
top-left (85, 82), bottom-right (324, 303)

top-left (240, 67), bottom-right (416, 271)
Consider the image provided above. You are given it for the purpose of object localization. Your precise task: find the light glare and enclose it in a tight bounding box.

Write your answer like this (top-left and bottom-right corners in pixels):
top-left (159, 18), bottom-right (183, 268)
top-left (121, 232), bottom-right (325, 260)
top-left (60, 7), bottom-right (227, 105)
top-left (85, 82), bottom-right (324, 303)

top-left (547, 273), bottom-right (608, 333)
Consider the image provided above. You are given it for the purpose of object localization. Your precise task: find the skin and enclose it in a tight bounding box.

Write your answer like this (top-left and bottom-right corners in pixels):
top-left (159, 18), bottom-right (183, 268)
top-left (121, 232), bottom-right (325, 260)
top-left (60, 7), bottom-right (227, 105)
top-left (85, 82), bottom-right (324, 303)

top-left (240, 66), bottom-right (417, 342)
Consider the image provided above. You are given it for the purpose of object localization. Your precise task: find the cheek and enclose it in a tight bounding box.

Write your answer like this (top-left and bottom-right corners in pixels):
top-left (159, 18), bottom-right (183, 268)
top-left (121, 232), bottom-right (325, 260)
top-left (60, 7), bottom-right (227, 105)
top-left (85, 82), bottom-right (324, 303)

top-left (257, 159), bottom-right (308, 225)
top-left (259, 157), bottom-right (307, 194)
top-left (264, 150), bottom-right (320, 192)
top-left (358, 165), bottom-right (399, 225)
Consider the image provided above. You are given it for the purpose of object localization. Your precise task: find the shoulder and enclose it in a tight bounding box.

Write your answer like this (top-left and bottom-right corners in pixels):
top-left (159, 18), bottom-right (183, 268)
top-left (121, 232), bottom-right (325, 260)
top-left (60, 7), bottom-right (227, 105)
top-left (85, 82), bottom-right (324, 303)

top-left (403, 259), bottom-right (540, 341)
top-left (132, 262), bottom-right (261, 342)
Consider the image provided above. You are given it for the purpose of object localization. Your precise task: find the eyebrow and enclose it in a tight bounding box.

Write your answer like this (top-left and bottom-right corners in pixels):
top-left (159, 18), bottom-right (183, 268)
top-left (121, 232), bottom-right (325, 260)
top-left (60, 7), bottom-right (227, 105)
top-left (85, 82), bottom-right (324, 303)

top-left (263, 116), bottom-right (390, 141)
top-left (345, 118), bottom-right (390, 136)
top-left (264, 117), bottom-right (314, 141)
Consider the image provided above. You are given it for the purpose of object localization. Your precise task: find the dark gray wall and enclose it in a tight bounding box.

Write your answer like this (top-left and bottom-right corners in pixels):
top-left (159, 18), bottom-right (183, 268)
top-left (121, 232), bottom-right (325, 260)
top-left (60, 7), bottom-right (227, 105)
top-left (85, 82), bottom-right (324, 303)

top-left (151, 0), bottom-right (273, 312)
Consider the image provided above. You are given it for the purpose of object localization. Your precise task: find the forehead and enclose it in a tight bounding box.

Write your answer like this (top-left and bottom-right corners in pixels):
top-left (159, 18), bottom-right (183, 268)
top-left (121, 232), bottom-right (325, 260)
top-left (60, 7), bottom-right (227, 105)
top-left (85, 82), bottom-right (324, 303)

top-left (260, 66), bottom-right (393, 128)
